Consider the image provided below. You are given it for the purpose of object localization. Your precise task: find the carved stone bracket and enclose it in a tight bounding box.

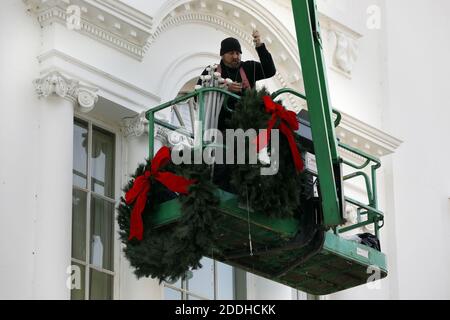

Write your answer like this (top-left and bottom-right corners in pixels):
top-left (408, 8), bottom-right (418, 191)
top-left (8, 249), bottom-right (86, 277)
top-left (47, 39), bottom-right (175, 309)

top-left (121, 111), bottom-right (149, 138)
top-left (166, 130), bottom-right (194, 149)
top-left (121, 113), bottom-right (194, 149)
top-left (33, 71), bottom-right (98, 112)
top-left (319, 13), bottom-right (362, 77)
top-left (332, 31), bottom-right (359, 75)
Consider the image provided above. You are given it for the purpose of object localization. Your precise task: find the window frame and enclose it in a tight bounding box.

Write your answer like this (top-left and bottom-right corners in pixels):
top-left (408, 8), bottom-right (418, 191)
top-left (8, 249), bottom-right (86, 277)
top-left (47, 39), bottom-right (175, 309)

top-left (163, 259), bottom-right (239, 300)
top-left (72, 113), bottom-right (122, 300)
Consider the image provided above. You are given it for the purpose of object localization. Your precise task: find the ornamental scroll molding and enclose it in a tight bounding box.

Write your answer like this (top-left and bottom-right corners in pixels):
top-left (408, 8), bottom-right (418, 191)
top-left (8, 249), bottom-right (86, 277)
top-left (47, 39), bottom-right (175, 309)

top-left (319, 13), bottom-right (362, 77)
top-left (121, 113), bottom-right (194, 149)
top-left (333, 32), bottom-right (359, 75)
top-left (33, 71), bottom-right (98, 112)
top-left (336, 110), bottom-right (403, 158)
top-left (121, 111), bottom-right (149, 138)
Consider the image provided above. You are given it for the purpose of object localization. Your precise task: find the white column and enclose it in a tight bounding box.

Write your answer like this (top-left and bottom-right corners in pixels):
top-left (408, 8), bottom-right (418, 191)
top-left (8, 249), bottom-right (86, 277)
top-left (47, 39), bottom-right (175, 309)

top-left (118, 114), bottom-right (169, 299)
top-left (0, 0), bottom-right (42, 299)
top-left (32, 72), bottom-right (98, 299)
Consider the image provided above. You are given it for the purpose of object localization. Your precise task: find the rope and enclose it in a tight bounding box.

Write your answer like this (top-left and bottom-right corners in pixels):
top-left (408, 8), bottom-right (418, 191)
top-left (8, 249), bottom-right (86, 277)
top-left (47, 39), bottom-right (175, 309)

top-left (246, 185), bottom-right (254, 256)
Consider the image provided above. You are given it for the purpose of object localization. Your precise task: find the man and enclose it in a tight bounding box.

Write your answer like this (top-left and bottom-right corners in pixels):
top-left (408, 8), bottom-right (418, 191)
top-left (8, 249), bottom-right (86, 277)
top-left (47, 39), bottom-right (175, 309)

top-left (197, 31), bottom-right (277, 131)
top-left (197, 31), bottom-right (276, 192)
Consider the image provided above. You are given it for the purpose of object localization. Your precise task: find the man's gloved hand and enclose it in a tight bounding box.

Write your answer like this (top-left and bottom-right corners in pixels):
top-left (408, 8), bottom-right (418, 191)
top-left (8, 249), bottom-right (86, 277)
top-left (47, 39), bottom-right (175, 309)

top-left (228, 82), bottom-right (242, 93)
top-left (252, 30), bottom-right (262, 47)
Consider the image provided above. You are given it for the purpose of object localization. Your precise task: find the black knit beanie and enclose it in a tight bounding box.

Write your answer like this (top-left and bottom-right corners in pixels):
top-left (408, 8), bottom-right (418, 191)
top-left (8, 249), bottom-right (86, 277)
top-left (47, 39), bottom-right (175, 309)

top-left (220, 37), bottom-right (242, 55)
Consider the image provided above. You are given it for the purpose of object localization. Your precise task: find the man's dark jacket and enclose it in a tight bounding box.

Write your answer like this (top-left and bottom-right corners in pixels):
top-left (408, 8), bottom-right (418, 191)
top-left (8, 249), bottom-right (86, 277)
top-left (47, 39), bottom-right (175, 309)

top-left (197, 43), bottom-right (276, 131)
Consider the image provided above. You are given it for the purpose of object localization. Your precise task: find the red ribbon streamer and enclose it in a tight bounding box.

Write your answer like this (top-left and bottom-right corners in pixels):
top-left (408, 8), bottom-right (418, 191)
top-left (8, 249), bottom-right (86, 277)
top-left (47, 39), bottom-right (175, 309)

top-left (125, 146), bottom-right (196, 241)
top-left (254, 96), bottom-right (304, 173)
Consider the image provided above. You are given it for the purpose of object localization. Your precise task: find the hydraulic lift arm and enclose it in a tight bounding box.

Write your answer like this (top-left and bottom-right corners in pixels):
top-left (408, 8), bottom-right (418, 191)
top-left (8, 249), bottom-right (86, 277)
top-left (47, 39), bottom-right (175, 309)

top-left (291, 0), bottom-right (343, 227)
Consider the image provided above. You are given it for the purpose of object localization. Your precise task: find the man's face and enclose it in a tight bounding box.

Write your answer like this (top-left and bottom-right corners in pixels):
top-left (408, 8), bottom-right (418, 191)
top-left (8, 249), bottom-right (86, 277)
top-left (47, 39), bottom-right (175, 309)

top-left (222, 51), bottom-right (241, 69)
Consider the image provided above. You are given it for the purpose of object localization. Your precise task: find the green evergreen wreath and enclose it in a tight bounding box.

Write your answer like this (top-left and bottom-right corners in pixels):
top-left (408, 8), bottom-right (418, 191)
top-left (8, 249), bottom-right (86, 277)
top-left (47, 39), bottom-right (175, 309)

top-left (118, 88), bottom-right (311, 283)
top-left (225, 88), bottom-right (310, 219)
top-left (117, 159), bottom-right (219, 283)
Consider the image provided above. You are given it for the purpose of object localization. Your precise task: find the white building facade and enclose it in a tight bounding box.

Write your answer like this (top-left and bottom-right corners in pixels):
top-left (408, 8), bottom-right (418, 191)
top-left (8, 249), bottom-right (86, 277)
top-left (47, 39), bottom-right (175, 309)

top-left (0, 0), bottom-right (449, 300)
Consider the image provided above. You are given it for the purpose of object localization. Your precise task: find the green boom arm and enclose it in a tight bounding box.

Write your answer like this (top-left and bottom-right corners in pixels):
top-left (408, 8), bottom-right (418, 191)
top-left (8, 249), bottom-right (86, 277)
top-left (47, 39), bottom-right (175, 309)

top-left (291, 0), bottom-right (343, 227)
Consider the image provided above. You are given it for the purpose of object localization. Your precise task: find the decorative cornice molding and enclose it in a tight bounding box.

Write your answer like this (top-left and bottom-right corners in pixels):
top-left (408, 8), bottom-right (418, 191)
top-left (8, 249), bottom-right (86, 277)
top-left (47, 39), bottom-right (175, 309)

top-left (24, 0), bottom-right (364, 78)
top-left (24, 0), bottom-right (153, 61)
top-left (148, 12), bottom-right (252, 51)
top-left (336, 110), bottom-right (403, 157)
top-left (33, 71), bottom-right (98, 112)
top-left (303, 111), bottom-right (402, 163)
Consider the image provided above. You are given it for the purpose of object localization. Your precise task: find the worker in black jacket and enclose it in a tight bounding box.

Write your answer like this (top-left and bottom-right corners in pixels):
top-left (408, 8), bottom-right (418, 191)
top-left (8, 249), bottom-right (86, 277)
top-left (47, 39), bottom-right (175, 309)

top-left (197, 31), bottom-right (276, 192)
top-left (197, 31), bottom-right (277, 132)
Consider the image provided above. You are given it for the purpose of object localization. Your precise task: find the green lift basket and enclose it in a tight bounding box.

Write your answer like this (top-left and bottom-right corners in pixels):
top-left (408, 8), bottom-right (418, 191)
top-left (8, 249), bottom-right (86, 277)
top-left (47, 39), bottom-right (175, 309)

top-left (144, 0), bottom-right (387, 295)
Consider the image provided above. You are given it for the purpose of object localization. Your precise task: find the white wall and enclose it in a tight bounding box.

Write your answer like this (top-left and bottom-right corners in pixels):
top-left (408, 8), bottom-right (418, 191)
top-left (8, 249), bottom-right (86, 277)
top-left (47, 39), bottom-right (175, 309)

top-left (5, 0), bottom-right (448, 300)
top-left (0, 0), bottom-right (42, 299)
top-left (320, 0), bottom-right (450, 300)
top-left (381, 0), bottom-right (450, 299)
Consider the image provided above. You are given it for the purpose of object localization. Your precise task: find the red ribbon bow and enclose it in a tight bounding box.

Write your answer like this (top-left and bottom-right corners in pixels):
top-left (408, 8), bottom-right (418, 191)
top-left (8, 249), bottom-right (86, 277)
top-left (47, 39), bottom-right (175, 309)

top-left (125, 146), bottom-right (196, 241)
top-left (254, 96), bottom-right (304, 173)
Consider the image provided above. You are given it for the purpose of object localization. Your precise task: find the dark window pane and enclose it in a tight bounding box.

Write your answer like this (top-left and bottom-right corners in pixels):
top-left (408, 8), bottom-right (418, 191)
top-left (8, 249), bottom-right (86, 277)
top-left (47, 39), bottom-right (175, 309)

top-left (89, 269), bottom-right (113, 300)
top-left (73, 119), bottom-right (88, 188)
top-left (91, 126), bottom-right (115, 197)
top-left (70, 262), bottom-right (85, 300)
top-left (71, 189), bottom-right (87, 261)
top-left (90, 196), bottom-right (114, 271)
